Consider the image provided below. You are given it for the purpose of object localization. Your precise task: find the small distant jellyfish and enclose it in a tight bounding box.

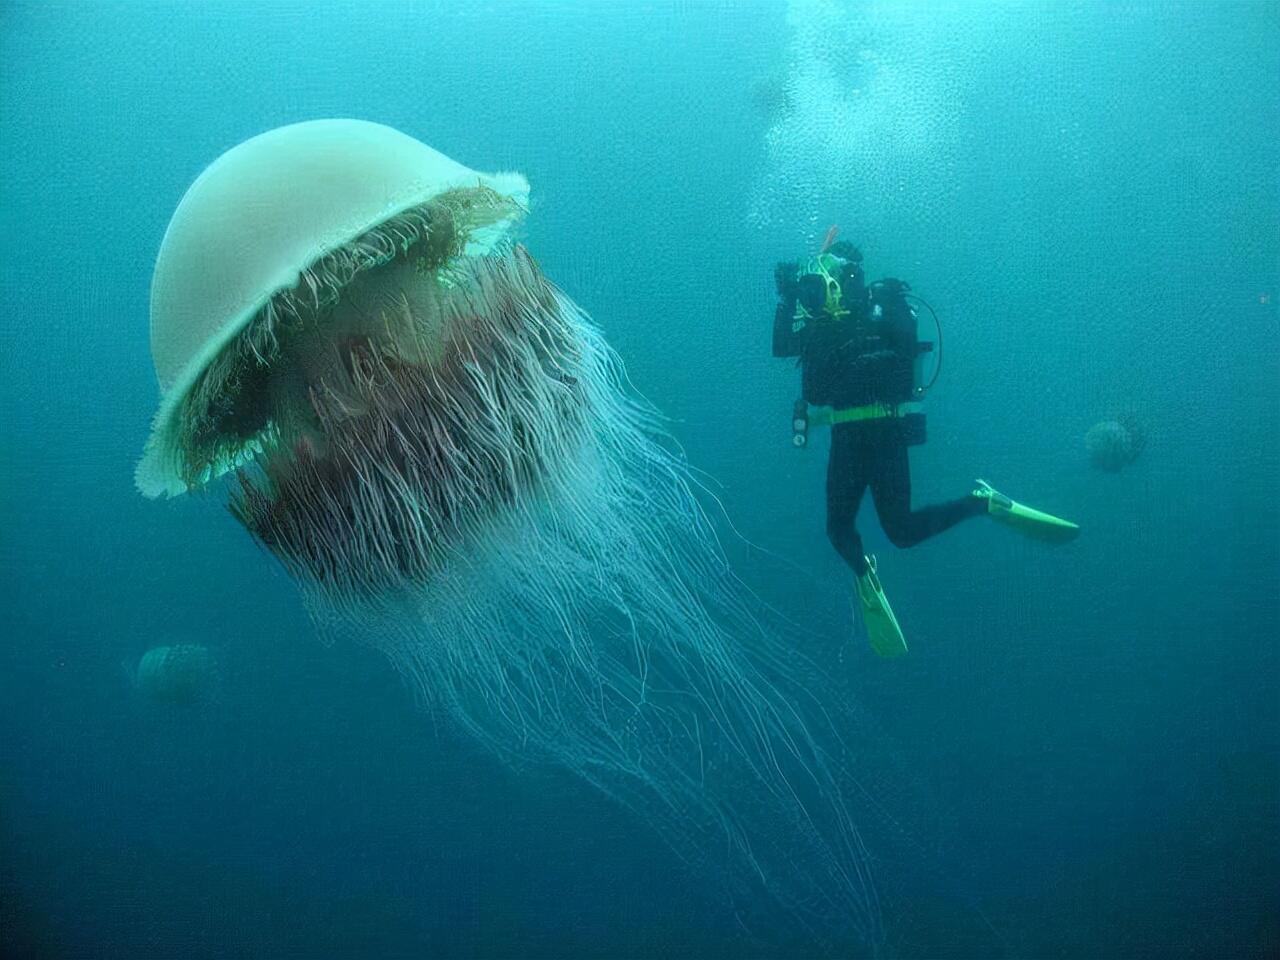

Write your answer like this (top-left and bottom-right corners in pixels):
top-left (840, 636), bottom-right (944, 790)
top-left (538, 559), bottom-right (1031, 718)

top-left (1085, 416), bottom-right (1145, 472)
top-left (132, 644), bottom-right (218, 706)
top-left (751, 74), bottom-right (795, 123)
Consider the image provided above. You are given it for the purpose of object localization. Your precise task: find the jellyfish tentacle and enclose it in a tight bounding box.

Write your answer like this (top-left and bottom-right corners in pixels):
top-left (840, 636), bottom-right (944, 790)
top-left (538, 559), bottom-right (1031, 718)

top-left (145, 123), bottom-right (883, 948)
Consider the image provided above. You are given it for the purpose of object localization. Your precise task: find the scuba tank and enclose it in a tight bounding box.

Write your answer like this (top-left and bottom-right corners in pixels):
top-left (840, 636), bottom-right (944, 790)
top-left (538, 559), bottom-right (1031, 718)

top-left (864, 278), bottom-right (942, 403)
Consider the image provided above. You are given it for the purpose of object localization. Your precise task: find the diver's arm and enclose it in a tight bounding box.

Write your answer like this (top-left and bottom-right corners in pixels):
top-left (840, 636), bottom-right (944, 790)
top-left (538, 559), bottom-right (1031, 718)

top-left (773, 300), bottom-right (801, 357)
top-left (772, 261), bottom-right (803, 358)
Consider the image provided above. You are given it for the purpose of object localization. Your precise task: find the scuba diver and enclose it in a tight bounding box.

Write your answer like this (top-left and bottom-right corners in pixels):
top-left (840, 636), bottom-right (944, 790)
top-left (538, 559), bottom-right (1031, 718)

top-left (773, 232), bottom-right (1079, 657)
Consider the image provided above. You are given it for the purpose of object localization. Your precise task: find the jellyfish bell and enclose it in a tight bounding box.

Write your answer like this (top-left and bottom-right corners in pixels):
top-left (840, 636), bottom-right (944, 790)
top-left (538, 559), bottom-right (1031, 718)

top-left (751, 73), bottom-right (796, 123)
top-left (1085, 415), bottom-right (1145, 472)
top-left (131, 644), bottom-right (219, 706)
top-left (137, 120), bottom-right (874, 946)
top-left (137, 119), bottom-right (530, 500)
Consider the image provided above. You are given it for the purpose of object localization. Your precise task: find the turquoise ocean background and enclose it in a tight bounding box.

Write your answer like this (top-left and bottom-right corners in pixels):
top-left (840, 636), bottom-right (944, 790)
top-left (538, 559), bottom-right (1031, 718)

top-left (1, 2), bottom-right (1276, 957)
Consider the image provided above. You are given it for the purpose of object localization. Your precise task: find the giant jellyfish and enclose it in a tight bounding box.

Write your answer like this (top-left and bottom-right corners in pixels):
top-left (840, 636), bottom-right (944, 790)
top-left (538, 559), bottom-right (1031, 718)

top-left (137, 120), bottom-right (873, 943)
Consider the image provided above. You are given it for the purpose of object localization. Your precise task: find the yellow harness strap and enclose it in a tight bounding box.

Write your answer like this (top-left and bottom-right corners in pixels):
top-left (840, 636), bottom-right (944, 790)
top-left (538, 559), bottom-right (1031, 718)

top-left (809, 401), bottom-right (924, 427)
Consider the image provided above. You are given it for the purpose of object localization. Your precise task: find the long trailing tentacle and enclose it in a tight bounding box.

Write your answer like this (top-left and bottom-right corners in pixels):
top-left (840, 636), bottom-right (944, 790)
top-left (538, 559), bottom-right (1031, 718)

top-left (215, 238), bottom-right (879, 946)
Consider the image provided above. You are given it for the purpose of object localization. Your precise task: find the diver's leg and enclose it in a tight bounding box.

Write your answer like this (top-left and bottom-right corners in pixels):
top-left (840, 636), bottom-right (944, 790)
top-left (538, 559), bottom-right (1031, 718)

top-left (830, 430), bottom-right (907, 657)
top-left (870, 444), bottom-right (984, 549)
top-left (825, 427), bottom-right (869, 576)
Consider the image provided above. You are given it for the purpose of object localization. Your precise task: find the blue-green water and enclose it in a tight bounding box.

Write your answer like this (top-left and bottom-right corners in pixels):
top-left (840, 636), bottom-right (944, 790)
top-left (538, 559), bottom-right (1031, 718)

top-left (1, 2), bottom-right (1276, 957)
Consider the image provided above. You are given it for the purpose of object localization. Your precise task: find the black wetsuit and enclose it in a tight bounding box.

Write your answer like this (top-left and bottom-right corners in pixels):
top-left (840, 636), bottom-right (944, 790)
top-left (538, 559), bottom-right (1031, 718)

top-left (824, 421), bottom-right (983, 576)
top-left (773, 258), bottom-right (982, 577)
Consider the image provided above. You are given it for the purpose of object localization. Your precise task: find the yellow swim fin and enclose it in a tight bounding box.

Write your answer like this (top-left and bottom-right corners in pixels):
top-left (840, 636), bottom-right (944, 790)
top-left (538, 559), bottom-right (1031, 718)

top-left (973, 479), bottom-right (1080, 543)
top-left (855, 554), bottom-right (908, 658)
